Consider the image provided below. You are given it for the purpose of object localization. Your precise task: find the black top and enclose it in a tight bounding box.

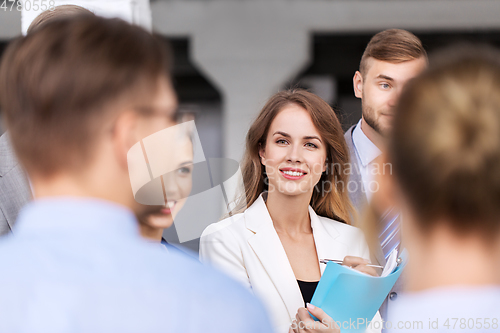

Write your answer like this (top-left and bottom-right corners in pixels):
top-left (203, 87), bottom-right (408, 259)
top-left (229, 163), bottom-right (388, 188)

top-left (297, 280), bottom-right (319, 306)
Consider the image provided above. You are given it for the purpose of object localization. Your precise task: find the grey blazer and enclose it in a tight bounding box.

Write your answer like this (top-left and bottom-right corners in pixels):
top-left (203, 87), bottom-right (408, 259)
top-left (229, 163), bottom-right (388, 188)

top-left (344, 125), bottom-right (386, 266)
top-left (0, 132), bottom-right (31, 236)
top-left (344, 125), bottom-right (368, 217)
top-left (344, 124), bottom-right (403, 319)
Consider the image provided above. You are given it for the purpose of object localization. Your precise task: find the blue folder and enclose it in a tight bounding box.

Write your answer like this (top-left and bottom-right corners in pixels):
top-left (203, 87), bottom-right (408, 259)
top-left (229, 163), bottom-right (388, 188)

top-left (310, 249), bottom-right (408, 332)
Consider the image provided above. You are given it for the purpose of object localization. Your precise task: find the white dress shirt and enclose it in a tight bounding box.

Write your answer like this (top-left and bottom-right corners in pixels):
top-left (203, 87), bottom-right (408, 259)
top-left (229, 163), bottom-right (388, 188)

top-left (352, 120), bottom-right (382, 203)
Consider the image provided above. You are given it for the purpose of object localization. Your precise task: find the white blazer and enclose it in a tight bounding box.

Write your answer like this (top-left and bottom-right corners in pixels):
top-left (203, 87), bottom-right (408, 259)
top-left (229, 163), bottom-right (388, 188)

top-left (200, 193), bottom-right (381, 333)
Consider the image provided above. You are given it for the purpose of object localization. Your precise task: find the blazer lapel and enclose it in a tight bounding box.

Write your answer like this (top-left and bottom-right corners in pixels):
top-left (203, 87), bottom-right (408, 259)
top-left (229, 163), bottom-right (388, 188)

top-left (0, 133), bottom-right (31, 234)
top-left (246, 195), bottom-right (304, 322)
top-left (309, 208), bottom-right (348, 275)
top-left (344, 125), bottom-right (368, 218)
top-left (344, 126), bottom-right (386, 266)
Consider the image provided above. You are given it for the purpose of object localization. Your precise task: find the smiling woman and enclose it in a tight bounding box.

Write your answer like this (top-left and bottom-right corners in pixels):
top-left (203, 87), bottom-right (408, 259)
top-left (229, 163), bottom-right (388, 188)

top-left (137, 122), bottom-right (194, 243)
top-left (200, 89), bottom-right (382, 333)
top-left (234, 89), bottom-right (354, 224)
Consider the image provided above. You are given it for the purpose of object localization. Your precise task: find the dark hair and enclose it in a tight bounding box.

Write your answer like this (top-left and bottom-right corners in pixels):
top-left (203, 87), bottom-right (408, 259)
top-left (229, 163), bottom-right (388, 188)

top-left (360, 29), bottom-right (427, 77)
top-left (231, 89), bottom-right (354, 224)
top-left (0, 15), bottom-right (171, 176)
top-left (391, 44), bottom-right (500, 240)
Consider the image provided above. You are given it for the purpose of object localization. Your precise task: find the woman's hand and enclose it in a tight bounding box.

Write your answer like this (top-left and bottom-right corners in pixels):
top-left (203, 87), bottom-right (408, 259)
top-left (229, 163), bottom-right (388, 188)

top-left (289, 303), bottom-right (340, 333)
top-left (342, 256), bottom-right (378, 277)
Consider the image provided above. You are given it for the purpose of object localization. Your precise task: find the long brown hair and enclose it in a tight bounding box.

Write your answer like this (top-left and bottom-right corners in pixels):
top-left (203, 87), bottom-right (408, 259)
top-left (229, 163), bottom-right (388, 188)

top-left (230, 89), bottom-right (354, 224)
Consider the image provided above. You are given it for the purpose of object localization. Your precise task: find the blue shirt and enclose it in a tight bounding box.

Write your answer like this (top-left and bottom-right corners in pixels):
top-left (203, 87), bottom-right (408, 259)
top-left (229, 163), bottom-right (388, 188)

top-left (386, 286), bottom-right (500, 333)
top-left (0, 198), bottom-right (272, 333)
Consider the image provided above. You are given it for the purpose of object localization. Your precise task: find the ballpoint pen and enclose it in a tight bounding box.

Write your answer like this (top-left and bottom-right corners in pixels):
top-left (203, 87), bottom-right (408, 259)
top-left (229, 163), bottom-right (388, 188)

top-left (319, 259), bottom-right (384, 269)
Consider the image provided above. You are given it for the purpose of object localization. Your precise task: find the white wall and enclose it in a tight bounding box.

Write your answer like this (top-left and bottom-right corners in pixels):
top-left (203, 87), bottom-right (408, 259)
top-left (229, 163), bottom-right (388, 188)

top-left (150, 0), bottom-right (500, 161)
top-left (3, 0), bottom-right (500, 156)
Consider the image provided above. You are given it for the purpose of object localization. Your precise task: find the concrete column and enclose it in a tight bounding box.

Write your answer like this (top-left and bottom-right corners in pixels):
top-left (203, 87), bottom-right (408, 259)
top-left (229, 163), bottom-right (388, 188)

top-left (151, 0), bottom-right (500, 161)
top-left (153, 1), bottom-right (310, 161)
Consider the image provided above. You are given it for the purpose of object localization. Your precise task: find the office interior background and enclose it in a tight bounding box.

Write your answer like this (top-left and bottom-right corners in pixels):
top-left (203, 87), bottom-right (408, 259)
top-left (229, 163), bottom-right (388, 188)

top-left (1, 0), bottom-right (500, 252)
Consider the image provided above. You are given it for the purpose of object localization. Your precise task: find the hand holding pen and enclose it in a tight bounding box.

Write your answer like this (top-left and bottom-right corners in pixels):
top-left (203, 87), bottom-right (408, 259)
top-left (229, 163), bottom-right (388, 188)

top-left (320, 256), bottom-right (380, 277)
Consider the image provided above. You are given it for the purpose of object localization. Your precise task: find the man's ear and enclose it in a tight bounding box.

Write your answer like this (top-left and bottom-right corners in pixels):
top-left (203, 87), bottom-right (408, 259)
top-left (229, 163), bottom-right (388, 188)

top-left (111, 110), bottom-right (141, 170)
top-left (353, 71), bottom-right (364, 99)
top-left (258, 144), bottom-right (266, 166)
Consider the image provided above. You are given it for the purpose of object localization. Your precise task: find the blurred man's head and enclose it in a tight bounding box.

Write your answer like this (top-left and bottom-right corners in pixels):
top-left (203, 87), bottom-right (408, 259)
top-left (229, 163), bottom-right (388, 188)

top-left (0, 16), bottom-right (177, 214)
top-left (353, 29), bottom-right (427, 141)
top-left (27, 4), bottom-right (94, 34)
top-left (391, 45), bottom-right (500, 245)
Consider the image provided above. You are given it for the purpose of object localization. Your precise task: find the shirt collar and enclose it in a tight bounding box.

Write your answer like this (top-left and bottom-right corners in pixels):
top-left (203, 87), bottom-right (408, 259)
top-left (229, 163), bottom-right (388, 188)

top-left (352, 119), bottom-right (382, 167)
top-left (14, 197), bottom-right (139, 238)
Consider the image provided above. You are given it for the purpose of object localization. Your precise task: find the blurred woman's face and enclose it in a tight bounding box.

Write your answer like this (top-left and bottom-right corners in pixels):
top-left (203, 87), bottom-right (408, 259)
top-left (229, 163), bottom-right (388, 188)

top-left (142, 128), bottom-right (194, 231)
top-left (259, 104), bottom-right (327, 197)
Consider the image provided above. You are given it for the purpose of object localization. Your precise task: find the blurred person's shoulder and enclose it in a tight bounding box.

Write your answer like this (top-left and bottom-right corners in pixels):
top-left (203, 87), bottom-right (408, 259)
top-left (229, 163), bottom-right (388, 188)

top-left (386, 286), bottom-right (500, 333)
top-left (155, 247), bottom-right (273, 332)
top-left (0, 235), bottom-right (273, 332)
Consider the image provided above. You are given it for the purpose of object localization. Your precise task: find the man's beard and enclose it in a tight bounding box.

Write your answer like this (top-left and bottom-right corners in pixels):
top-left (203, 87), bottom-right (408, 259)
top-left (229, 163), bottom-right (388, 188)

top-left (362, 104), bottom-right (389, 137)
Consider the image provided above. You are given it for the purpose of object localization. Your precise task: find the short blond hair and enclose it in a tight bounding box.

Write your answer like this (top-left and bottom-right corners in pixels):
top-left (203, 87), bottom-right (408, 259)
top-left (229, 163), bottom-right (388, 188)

top-left (0, 16), bottom-right (171, 177)
top-left (391, 45), bottom-right (500, 240)
top-left (27, 5), bottom-right (94, 34)
top-left (360, 29), bottom-right (427, 77)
